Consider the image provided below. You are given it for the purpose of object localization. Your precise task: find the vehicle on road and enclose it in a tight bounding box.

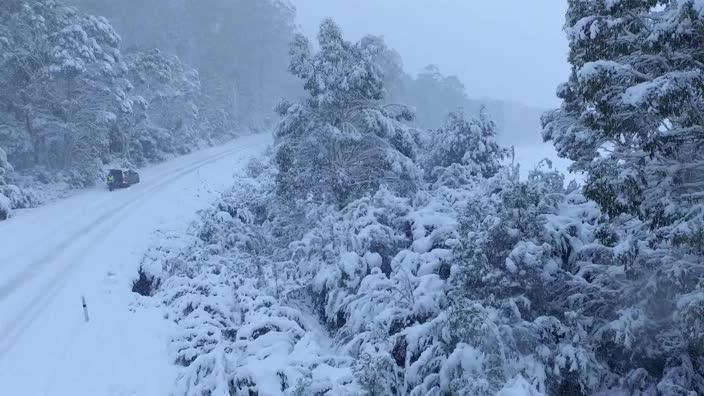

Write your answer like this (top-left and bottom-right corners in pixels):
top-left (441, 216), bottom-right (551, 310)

top-left (106, 169), bottom-right (140, 191)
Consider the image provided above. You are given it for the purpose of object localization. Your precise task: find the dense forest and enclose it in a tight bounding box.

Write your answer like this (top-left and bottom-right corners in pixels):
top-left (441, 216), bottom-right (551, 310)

top-left (0, 0), bottom-right (301, 216)
top-left (2, 0), bottom-right (703, 395)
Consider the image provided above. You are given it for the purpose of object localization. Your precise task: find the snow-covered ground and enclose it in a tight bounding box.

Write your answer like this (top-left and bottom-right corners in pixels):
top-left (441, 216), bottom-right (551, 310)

top-left (0, 133), bottom-right (271, 396)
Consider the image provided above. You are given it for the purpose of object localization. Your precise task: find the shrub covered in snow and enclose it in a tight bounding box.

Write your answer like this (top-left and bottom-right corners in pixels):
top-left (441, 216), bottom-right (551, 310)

top-left (0, 192), bottom-right (10, 221)
top-left (425, 109), bottom-right (508, 180)
top-left (0, 146), bottom-right (32, 220)
top-left (149, 133), bottom-right (704, 395)
top-left (140, 163), bottom-right (361, 395)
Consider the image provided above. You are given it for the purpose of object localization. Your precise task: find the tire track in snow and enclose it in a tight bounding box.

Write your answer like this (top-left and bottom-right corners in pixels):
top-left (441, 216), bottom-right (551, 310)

top-left (0, 142), bottom-right (257, 301)
top-left (0, 140), bottom-right (263, 355)
top-left (0, 194), bottom-right (109, 264)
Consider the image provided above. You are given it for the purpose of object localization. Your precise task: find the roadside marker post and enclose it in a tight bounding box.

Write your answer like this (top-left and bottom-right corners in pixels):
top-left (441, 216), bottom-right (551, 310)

top-left (82, 295), bottom-right (90, 322)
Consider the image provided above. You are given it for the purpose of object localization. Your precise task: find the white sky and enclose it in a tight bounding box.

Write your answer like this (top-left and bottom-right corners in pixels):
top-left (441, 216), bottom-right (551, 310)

top-left (289, 0), bottom-right (570, 108)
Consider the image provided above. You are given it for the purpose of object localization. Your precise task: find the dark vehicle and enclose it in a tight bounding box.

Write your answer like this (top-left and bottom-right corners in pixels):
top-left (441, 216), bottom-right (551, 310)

top-left (107, 169), bottom-right (140, 191)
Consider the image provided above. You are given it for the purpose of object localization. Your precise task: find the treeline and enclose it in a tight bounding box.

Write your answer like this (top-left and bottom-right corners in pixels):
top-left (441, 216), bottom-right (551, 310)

top-left (373, 45), bottom-right (486, 131)
top-left (67, 0), bottom-right (300, 128)
top-left (377, 47), bottom-right (545, 147)
top-left (144, 2), bottom-right (704, 394)
top-left (0, 0), bottom-right (298, 218)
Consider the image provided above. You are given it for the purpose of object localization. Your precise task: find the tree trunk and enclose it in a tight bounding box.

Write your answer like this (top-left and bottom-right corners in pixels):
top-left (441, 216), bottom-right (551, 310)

top-left (24, 112), bottom-right (40, 167)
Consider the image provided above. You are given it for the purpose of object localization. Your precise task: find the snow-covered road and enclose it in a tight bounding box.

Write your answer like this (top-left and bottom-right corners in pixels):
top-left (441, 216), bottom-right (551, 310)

top-left (0, 133), bottom-right (271, 395)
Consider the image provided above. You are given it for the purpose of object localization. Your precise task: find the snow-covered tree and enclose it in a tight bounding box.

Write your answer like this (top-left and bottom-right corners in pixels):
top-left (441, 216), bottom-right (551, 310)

top-left (543, 0), bottom-right (704, 248)
top-left (425, 109), bottom-right (508, 180)
top-left (125, 49), bottom-right (201, 163)
top-left (542, 1), bottom-right (704, 393)
top-left (0, 0), bottom-right (133, 184)
top-left (0, 146), bottom-right (32, 220)
top-left (274, 20), bottom-right (419, 207)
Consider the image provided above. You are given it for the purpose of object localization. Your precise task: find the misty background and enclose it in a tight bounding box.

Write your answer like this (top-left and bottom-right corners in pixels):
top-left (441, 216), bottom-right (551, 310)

top-left (291, 0), bottom-right (573, 178)
top-left (291, 0), bottom-right (569, 108)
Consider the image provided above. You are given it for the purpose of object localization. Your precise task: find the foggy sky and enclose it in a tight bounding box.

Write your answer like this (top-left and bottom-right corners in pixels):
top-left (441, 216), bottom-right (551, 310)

top-left (290, 0), bottom-right (569, 109)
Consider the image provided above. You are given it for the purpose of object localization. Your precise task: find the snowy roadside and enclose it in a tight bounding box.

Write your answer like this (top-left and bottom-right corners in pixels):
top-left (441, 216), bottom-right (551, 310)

top-left (0, 133), bottom-right (271, 396)
top-left (136, 163), bottom-right (363, 394)
top-left (6, 133), bottom-right (262, 220)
